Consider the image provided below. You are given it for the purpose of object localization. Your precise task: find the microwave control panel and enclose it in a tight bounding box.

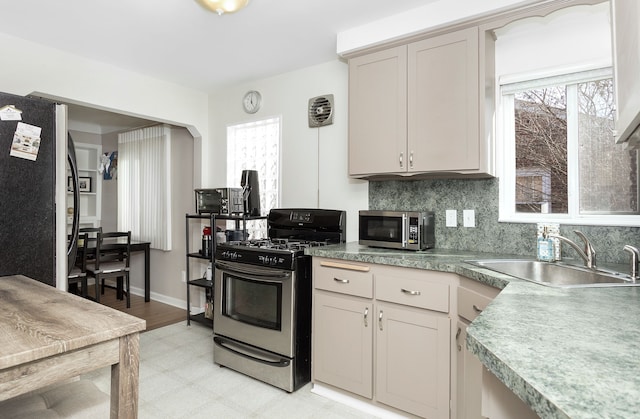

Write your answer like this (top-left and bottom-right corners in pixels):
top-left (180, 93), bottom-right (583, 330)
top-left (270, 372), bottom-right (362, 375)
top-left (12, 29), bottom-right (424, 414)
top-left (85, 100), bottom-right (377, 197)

top-left (408, 216), bottom-right (419, 244)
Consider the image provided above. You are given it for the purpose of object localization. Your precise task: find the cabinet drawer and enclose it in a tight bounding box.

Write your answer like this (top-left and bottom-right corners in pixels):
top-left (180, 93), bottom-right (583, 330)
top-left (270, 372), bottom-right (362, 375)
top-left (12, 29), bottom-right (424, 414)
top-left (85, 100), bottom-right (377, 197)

top-left (458, 287), bottom-right (493, 322)
top-left (314, 260), bottom-right (373, 298)
top-left (376, 275), bottom-right (450, 313)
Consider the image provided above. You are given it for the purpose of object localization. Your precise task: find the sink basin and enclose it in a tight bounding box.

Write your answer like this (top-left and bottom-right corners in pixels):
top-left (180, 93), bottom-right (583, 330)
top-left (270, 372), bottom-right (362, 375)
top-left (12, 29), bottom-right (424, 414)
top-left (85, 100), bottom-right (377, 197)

top-left (466, 259), bottom-right (638, 288)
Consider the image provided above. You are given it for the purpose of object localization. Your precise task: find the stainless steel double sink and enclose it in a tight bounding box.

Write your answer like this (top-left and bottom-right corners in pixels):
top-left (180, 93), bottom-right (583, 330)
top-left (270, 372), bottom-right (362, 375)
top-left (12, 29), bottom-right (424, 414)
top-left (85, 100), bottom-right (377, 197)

top-left (467, 259), bottom-right (639, 288)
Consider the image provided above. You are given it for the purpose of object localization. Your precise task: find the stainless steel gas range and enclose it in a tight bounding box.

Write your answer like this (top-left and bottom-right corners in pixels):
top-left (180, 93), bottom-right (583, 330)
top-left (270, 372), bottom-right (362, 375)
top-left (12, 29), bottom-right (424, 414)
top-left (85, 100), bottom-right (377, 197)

top-left (213, 208), bottom-right (346, 392)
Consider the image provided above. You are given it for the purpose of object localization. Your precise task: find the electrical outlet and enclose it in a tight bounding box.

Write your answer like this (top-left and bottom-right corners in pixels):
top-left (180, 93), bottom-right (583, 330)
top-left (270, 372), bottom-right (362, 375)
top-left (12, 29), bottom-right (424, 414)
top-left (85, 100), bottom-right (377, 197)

top-left (463, 209), bottom-right (476, 228)
top-left (181, 270), bottom-right (186, 283)
top-left (445, 210), bottom-right (457, 227)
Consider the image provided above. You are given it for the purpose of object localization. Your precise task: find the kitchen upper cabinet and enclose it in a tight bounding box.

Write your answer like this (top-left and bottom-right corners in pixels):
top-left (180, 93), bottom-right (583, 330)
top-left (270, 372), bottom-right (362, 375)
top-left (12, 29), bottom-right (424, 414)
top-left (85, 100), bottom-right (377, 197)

top-left (348, 26), bottom-right (494, 178)
top-left (348, 46), bottom-right (407, 175)
top-left (611, 0), bottom-right (640, 148)
top-left (408, 28), bottom-right (479, 172)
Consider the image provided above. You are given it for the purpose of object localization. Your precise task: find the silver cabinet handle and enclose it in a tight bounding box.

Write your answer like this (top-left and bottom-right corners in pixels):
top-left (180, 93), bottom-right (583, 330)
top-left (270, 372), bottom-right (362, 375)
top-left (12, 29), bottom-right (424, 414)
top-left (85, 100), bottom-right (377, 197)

top-left (378, 310), bottom-right (383, 331)
top-left (409, 151), bottom-right (413, 168)
top-left (456, 327), bottom-right (462, 352)
top-left (333, 277), bottom-right (349, 284)
top-left (473, 304), bottom-right (483, 313)
top-left (401, 288), bottom-right (421, 296)
top-left (399, 152), bottom-right (404, 168)
top-left (364, 307), bottom-right (368, 327)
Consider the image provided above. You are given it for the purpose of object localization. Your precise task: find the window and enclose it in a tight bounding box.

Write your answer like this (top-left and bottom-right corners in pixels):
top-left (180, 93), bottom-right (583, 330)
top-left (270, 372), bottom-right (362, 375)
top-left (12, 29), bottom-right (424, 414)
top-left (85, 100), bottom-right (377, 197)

top-left (226, 117), bottom-right (280, 238)
top-left (500, 69), bottom-right (639, 225)
top-left (118, 125), bottom-right (172, 250)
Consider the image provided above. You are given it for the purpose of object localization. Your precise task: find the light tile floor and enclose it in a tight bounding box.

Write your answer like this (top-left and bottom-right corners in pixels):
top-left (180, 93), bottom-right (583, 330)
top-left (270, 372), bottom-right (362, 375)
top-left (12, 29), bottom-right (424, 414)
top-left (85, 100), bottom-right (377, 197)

top-left (83, 321), bottom-right (379, 418)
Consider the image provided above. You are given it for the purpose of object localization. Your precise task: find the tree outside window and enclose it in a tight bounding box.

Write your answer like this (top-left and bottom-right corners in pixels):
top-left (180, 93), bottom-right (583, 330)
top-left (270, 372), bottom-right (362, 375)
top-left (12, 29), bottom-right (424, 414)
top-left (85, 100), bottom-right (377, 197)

top-left (508, 73), bottom-right (638, 218)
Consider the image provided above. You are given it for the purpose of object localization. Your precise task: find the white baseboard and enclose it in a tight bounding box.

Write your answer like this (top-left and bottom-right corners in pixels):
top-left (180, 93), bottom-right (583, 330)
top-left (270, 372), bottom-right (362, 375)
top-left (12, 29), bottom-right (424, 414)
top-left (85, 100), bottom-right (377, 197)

top-left (90, 279), bottom-right (192, 312)
top-left (311, 383), bottom-right (408, 419)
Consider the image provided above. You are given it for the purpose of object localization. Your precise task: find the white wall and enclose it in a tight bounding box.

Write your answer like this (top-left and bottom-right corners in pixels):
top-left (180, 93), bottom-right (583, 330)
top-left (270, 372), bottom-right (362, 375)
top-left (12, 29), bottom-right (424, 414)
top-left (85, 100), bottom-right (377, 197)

top-left (207, 60), bottom-right (368, 241)
top-left (0, 33), bottom-right (208, 154)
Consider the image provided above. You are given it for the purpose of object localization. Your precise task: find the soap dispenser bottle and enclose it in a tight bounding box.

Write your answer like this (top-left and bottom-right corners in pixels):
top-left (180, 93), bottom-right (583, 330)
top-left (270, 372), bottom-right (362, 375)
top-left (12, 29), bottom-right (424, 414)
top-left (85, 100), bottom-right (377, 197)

top-left (537, 226), bottom-right (554, 262)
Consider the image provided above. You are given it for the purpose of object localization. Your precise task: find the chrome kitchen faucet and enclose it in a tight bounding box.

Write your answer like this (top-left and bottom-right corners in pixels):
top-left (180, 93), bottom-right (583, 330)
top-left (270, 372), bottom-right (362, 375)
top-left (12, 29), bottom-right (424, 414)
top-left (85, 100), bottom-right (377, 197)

top-left (548, 230), bottom-right (597, 270)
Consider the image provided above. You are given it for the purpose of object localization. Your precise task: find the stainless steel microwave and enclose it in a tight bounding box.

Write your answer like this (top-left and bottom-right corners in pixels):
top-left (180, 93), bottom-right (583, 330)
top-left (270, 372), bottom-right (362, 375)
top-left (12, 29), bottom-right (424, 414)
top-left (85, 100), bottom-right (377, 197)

top-left (359, 210), bottom-right (435, 251)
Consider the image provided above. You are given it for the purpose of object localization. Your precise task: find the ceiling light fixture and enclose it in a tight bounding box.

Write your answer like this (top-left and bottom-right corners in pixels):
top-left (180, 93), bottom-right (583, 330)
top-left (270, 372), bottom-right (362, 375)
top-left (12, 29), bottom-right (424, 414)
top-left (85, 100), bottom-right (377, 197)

top-left (196, 0), bottom-right (250, 15)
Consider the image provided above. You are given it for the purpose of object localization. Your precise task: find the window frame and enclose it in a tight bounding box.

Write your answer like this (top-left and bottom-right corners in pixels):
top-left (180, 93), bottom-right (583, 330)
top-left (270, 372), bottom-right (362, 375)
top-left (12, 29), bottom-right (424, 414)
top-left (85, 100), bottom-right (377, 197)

top-left (497, 66), bottom-right (640, 227)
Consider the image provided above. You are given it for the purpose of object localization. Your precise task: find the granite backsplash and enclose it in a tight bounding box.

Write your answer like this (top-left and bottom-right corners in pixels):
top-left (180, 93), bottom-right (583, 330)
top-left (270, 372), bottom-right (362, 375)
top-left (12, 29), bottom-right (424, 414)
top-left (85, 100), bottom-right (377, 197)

top-left (369, 178), bottom-right (640, 265)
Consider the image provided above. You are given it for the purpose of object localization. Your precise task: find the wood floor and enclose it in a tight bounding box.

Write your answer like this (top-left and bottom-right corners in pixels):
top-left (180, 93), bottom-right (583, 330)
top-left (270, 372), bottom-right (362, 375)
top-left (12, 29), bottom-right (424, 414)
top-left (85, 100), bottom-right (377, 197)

top-left (83, 285), bottom-right (186, 332)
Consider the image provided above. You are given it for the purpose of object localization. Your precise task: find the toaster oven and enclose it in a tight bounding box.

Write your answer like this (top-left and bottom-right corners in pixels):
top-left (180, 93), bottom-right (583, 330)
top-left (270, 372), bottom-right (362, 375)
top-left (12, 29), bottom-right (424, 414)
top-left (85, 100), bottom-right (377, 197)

top-left (195, 188), bottom-right (244, 215)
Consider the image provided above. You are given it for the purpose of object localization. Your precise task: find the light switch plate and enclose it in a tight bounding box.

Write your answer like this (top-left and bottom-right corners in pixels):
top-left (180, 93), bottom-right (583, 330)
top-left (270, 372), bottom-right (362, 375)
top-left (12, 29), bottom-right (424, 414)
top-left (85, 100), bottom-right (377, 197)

top-left (445, 210), bottom-right (457, 227)
top-left (463, 209), bottom-right (476, 228)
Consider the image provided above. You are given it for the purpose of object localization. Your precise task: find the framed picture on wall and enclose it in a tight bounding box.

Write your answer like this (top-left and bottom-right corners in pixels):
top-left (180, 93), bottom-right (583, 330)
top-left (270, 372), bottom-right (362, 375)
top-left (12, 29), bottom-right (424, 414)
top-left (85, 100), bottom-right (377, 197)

top-left (78, 177), bottom-right (92, 193)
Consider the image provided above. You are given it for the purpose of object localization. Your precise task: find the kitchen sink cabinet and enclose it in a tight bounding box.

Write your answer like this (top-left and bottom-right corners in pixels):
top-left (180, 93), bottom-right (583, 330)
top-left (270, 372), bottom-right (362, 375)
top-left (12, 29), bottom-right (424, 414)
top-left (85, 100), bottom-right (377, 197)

top-left (611, 0), bottom-right (640, 148)
top-left (481, 367), bottom-right (538, 419)
top-left (312, 258), bottom-right (454, 419)
top-left (456, 277), bottom-right (499, 419)
top-left (348, 26), bottom-right (494, 178)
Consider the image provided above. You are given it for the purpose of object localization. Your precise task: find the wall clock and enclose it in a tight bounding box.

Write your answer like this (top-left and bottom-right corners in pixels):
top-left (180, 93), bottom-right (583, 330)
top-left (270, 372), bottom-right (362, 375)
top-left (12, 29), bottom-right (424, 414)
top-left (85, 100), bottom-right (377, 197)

top-left (242, 90), bottom-right (262, 114)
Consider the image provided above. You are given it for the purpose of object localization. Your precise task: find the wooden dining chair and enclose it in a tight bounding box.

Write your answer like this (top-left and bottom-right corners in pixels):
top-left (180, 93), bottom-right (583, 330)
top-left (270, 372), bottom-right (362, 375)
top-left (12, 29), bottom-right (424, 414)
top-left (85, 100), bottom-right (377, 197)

top-left (67, 232), bottom-right (89, 298)
top-left (85, 231), bottom-right (131, 308)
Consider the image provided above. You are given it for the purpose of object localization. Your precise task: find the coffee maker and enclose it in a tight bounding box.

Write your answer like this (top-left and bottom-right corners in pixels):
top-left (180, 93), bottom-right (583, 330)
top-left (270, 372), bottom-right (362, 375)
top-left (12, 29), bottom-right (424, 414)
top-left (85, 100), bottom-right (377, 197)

top-left (241, 170), bottom-right (261, 216)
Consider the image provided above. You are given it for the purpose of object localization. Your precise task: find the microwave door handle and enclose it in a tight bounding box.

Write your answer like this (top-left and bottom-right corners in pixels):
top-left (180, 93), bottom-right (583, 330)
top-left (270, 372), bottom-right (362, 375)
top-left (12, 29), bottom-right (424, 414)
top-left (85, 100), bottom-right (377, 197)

top-left (402, 213), bottom-right (407, 248)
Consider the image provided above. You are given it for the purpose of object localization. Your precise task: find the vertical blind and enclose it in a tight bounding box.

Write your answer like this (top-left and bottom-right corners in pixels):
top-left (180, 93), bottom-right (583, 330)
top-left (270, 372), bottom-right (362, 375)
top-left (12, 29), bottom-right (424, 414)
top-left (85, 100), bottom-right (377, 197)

top-left (118, 125), bottom-right (172, 250)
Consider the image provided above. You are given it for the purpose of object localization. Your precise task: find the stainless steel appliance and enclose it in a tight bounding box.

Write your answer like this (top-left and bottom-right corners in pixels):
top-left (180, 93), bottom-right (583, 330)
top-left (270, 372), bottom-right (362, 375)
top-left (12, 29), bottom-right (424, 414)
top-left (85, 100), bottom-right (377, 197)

top-left (359, 210), bottom-right (435, 250)
top-left (195, 188), bottom-right (244, 215)
top-left (0, 92), bottom-right (76, 287)
top-left (213, 208), bottom-right (346, 392)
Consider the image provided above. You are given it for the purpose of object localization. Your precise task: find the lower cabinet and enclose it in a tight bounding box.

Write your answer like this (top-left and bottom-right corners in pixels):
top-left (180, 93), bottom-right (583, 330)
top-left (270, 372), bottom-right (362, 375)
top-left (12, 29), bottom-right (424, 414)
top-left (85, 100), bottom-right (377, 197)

top-left (376, 302), bottom-right (450, 419)
top-left (481, 367), bottom-right (539, 419)
top-left (312, 258), bottom-right (453, 419)
top-left (456, 277), bottom-right (500, 419)
top-left (313, 292), bottom-right (373, 399)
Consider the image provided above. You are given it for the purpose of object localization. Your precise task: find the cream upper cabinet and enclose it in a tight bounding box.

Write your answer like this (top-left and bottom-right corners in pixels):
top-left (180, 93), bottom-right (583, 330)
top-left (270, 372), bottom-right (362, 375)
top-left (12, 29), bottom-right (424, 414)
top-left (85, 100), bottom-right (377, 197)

top-left (348, 46), bottom-right (407, 175)
top-left (611, 0), bottom-right (640, 148)
top-left (348, 26), bottom-right (494, 178)
top-left (408, 28), bottom-right (479, 172)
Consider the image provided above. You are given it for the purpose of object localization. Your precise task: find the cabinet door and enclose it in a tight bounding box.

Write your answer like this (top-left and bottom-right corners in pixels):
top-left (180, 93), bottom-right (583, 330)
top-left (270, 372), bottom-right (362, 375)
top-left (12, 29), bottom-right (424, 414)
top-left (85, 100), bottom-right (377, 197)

top-left (313, 292), bottom-right (373, 398)
top-left (456, 320), bottom-right (483, 419)
top-left (376, 302), bottom-right (450, 419)
top-left (408, 27), bottom-right (479, 172)
top-left (611, 0), bottom-right (640, 146)
top-left (348, 46), bottom-right (407, 176)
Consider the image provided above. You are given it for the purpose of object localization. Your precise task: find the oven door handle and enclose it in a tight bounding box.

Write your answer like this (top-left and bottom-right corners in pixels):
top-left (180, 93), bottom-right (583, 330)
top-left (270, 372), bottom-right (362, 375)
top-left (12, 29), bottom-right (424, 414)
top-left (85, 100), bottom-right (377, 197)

top-left (215, 260), bottom-right (292, 280)
top-left (214, 336), bottom-right (291, 368)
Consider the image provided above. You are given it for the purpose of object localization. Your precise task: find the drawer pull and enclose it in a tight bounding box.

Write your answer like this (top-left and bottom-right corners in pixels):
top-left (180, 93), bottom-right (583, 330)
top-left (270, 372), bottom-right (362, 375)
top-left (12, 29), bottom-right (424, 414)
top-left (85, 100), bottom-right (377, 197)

top-left (320, 261), bottom-right (370, 272)
top-left (401, 288), bottom-right (421, 296)
top-left (364, 307), bottom-right (368, 327)
top-left (455, 327), bottom-right (461, 340)
top-left (473, 304), bottom-right (483, 313)
top-left (333, 277), bottom-right (350, 284)
top-left (379, 310), bottom-right (384, 331)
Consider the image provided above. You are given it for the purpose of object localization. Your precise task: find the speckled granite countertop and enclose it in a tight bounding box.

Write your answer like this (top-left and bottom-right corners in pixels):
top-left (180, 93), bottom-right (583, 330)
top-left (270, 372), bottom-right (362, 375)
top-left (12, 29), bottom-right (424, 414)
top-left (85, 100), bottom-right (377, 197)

top-left (306, 242), bottom-right (640, 419)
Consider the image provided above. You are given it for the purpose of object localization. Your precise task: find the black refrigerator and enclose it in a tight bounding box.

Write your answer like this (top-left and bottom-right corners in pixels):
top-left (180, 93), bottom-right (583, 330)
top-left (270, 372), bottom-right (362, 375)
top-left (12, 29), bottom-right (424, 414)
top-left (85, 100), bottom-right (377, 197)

top-left (0, 91), bottom-right (79, 287)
